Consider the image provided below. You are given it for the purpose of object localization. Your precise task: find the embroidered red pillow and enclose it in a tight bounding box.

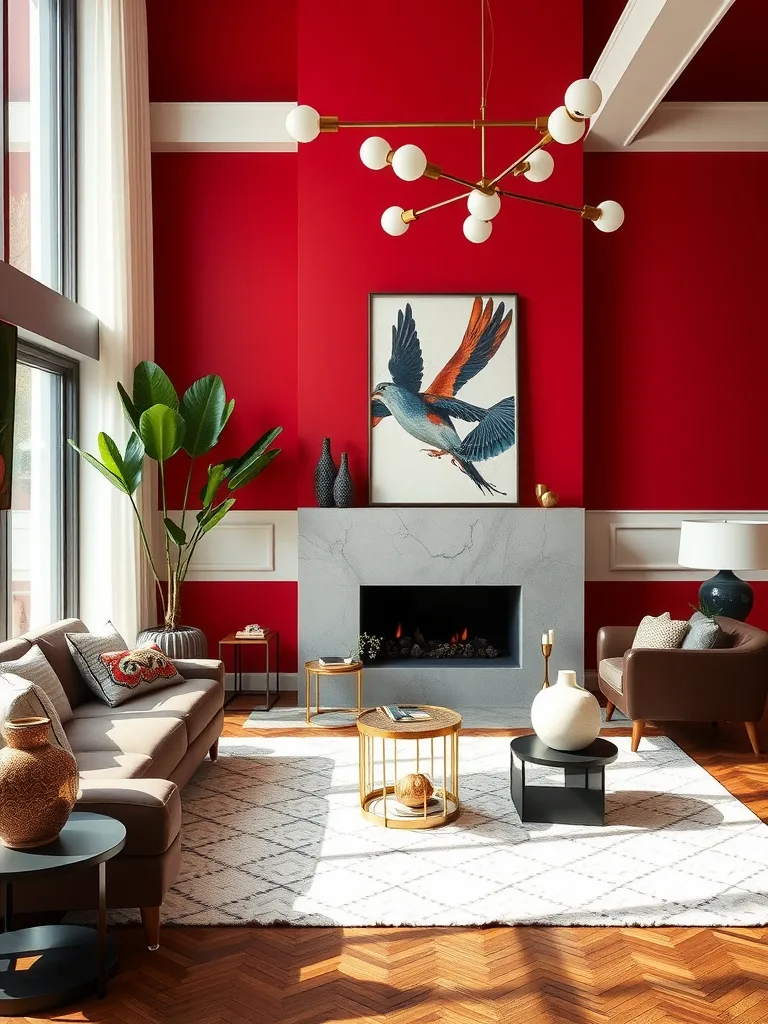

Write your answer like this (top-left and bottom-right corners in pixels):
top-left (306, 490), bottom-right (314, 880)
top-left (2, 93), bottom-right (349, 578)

top-left (100, 645), bottom-right (179, 689)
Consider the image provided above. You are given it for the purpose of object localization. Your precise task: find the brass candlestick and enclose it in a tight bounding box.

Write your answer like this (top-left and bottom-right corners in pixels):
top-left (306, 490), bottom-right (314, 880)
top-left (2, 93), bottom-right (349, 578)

top-left (541, 642), bottom-right (552, 689)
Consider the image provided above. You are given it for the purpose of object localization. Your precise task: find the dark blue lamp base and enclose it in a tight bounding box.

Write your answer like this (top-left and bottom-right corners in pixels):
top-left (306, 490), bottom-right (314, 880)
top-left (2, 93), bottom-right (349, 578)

top-left (698, 570), bottom-right (754, 621)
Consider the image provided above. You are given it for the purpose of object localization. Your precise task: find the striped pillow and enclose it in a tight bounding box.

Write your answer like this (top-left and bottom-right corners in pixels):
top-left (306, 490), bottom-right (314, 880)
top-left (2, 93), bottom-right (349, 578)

top-left (0, 644), bottom-right (73, 724)
top-left (0, 674), bottom-right (74, 755)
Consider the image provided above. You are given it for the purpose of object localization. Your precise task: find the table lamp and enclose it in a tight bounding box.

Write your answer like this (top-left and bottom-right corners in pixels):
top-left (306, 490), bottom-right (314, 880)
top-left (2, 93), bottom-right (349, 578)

top-left (678, 519), bottom-right (768, 620)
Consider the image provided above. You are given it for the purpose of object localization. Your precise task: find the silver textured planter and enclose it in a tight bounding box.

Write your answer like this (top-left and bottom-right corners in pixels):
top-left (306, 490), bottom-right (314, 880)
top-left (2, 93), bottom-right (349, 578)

top-left (137, 625), bottom-right (207, 660)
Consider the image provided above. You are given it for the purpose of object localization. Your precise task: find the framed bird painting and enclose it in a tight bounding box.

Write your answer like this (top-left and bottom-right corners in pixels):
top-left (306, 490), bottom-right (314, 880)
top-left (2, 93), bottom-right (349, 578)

top-left (369, 293), bottom-right (518, 506)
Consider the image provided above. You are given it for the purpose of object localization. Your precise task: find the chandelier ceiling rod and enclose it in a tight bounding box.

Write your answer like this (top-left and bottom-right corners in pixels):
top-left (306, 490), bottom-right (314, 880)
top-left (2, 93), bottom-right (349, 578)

top-left (285, 0), bottom-right (625, 242)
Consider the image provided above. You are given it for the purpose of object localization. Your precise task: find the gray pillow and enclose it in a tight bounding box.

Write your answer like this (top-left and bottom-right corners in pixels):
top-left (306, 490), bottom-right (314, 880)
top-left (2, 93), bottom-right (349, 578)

top-left (0, 644), bottom-right (73, 724)
top-left (682, 611), bottom-right (724, 650)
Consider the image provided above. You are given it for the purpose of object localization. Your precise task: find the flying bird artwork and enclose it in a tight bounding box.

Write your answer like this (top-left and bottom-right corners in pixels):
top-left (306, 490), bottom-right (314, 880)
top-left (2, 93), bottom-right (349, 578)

top-left (371, 296), bottom-right (517, 500)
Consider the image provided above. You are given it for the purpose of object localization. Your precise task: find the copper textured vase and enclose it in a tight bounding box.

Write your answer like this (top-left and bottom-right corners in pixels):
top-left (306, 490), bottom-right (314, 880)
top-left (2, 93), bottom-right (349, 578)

top-left (0, 717), bottom-right (79, 849)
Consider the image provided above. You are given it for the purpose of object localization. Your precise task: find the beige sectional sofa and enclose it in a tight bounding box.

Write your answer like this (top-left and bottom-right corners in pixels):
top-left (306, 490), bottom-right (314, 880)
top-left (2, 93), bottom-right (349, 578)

top-left (0, 618), bottom-right (225, 949)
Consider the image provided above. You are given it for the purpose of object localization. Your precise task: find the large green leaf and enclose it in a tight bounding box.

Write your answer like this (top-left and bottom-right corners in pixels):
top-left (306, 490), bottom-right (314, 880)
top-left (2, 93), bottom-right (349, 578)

top-left (230, 427), bottom-right (282, 474)
top-left (117, 382), bottom-right (140, 431)
top-left (196, 497), bottom-right (235, 535)
top-left (200, 462), bottom-right (229, 506)
top-left (220, 398), bottom-right (235, 432)
top-left (133, 361), bottom-right (178, 414)
top-left (68, 439), bottom-right (130, 494)
top-left (180, 375), bottom-right (227, 457)
top-left (96, 431), bottom-right (144, 494)
top-left (228, 447), bottom-right (281, 492)
top-left (164, 517), bottom-right (187, 547)
top-left (139, 404), bottom-right (186, 462)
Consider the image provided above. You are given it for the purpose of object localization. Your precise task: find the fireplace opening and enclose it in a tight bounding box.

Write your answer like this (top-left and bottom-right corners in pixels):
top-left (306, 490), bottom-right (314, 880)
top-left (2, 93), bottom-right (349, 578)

top-left (359, 585), bottom-right (521, 668)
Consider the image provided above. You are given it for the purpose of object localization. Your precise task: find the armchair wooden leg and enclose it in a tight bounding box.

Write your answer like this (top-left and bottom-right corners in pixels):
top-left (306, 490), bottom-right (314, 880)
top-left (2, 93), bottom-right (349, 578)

top-left (745, 722), bottom-right (761, 755)
top-left (631, 720), bottom-right (645, 752)
top-left (209, 739), bottom-right (219, 761)
top-left (605, 701), bottom-right (615, 722)
top-left (140, 905), bottom-right (160, 950)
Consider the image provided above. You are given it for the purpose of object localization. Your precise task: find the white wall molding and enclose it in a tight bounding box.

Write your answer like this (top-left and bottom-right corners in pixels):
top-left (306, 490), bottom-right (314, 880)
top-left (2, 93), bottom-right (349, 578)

top-left (167, 510), bottom-right (298, 581)
top-left (587, 0), bottom-right (736, 152)
top-left (587, 511), bottom-right (768, 582)
top-left (628, 102), bottom-right (768, 152)
top-left (150, 101), bottom-right (297, 153)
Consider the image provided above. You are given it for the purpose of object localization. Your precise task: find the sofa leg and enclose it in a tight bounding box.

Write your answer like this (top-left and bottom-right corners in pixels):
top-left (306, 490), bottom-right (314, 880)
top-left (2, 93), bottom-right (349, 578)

top-left (140, 906), bottom-right (161, 950)
top-left (631, 720), bottom-right (645, 752)
top-left (605, 701), bottom-right (615, 722)
top-left (745, 722), bottom-right (761, 755)
top-left (209, 739), bottom-right (219, 761)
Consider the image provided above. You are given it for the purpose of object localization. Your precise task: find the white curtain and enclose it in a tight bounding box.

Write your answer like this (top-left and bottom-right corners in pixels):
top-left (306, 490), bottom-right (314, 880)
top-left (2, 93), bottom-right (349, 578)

top-left (77, 0), bottom-right (157, 642)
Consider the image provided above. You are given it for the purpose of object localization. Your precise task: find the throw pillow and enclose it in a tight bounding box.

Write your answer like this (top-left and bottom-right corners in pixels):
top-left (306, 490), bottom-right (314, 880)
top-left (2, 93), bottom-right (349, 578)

top-left (0, 644), bottom-right (73, 724)
top-left (682, 611), bottom-right (725, 650)
top-left (632, 612), bottom-right (689, 650)
top-left (0, 674), bottom-right (75, 755)
top-left (67, 622), bottom-right (182, 707)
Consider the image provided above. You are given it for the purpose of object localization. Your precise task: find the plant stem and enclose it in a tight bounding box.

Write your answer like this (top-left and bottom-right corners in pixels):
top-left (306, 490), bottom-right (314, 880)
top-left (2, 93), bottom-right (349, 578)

top-left (179, 456), bottom-right (194, 536)
top-left (159, 459), bottom-right (175, 628)
top-left (129, 493), bottom-right (166, 622)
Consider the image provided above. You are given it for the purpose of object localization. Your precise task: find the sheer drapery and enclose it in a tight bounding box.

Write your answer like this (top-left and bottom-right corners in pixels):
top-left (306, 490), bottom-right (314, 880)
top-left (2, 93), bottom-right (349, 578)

top-left (77, 0), bottom-right (156, 641)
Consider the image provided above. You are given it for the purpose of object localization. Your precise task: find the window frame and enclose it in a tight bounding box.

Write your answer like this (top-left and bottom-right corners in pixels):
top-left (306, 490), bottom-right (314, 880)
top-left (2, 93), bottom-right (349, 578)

top-left (0, 339), bottom-right (78, 641)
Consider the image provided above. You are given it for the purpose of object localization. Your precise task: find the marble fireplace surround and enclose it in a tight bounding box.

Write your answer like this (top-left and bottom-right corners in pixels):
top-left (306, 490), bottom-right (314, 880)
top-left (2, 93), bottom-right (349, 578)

top-left (298, 508), bottom-right (585, 710)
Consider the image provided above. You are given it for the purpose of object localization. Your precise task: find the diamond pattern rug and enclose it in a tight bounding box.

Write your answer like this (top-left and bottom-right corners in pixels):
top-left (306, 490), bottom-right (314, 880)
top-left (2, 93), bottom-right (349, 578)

top-left (134, 735), bottom-right (768, 927)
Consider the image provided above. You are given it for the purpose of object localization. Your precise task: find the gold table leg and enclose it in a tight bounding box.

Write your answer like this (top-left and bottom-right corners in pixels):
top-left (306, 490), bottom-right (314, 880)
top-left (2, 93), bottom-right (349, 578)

top-left (305, 667), bottom-right (311, 724)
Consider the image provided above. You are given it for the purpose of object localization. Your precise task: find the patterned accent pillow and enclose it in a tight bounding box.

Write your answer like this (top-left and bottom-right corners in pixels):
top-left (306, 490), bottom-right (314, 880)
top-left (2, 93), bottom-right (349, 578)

top-left (0, 644), bottom-right (73, 724)
top-left (632, 612), bottom-right (689, 650)
top-left (0, 674), bottom-right (74, 755)
top-left (66, 623), bottom-right (183, 707)
top-left (682, 611), bottom-right (725, 650)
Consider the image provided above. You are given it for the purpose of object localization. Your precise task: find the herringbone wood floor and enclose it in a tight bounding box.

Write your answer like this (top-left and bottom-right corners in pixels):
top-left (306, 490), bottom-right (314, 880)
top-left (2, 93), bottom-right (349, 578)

top-left (11, 708), bottom-right (768, 1023)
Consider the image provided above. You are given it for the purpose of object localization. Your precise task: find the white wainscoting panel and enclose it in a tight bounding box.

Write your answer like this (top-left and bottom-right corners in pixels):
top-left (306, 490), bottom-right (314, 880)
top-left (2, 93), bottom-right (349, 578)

top-left (150, 102), bottom-right (297, 153)
top-left (168, 510), bottom-right (298, 582)
top-left (587, 511), bottom-right (768, 581)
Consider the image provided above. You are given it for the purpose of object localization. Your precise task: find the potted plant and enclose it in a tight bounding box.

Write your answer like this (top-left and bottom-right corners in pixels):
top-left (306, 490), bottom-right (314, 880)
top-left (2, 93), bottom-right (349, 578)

top-left (70, 361), bottom-right (281, 656)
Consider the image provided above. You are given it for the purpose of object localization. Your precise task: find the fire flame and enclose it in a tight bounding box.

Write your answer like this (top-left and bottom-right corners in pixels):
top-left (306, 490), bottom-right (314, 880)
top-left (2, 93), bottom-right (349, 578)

top-left (395, 623), bottom-right (402, 639)
top-left (449, 627), bottom-right (469, 644)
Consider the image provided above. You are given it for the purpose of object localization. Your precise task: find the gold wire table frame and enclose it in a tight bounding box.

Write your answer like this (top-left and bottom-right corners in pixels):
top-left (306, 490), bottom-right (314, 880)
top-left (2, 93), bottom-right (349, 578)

top-left (304, 660), bottom-right (364, 724)
top-left (357, 706), bottom-right (462, 829)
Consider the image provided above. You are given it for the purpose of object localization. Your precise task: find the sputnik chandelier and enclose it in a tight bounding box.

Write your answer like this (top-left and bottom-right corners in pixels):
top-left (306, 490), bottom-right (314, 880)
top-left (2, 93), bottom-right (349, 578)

top-left (285, 1), bottom-right (624, 243)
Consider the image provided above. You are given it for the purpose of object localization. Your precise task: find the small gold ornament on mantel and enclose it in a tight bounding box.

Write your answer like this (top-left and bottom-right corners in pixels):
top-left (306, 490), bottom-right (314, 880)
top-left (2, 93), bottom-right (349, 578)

top-left (535, 483), bottom-right (559, 508)
top-left (395, 772), bottom-right (434, 808)
top-left (541, 628), bottom-right (555, 689)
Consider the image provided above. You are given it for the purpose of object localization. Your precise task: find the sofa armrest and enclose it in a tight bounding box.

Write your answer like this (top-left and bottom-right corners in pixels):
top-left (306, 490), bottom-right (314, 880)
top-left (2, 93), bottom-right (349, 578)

top-left (172, 658), bottom-right (225, 690)
top-left (623, 646), bottom-right (768, 722)
top-left (597, 626), bottom-right (636, 665)
top-left (76, 778), bottom-right (181, 857)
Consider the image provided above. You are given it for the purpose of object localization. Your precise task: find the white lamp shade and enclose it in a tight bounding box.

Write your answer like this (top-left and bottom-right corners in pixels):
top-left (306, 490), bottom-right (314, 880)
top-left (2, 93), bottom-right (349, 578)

top-left (547, 106), bottom-right (586, 145)
top-left (594, 200), bottom-right (625, 232)
top-left (391, 144), bottom-right (427, 181)
top-left (467, 189), bottom-right (501, 220)
top-left (285, 104), bottom-right (321, 143)
top-left (381, 206), bottom-right (409, 236)
top-left (523, 149), bottom-right (554, 183)
top-left (462, 215), bottom-right (493, 243)
top-left (360, 136), bottom-right (391, 170)
top-left (565, 79), bottom-right (602, 118)
top-left (678, 520), bottom-right (768, 571)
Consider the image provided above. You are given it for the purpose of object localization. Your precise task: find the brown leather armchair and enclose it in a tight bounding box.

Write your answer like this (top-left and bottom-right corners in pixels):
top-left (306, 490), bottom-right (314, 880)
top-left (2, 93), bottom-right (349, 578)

top-left (597, 617), bottom-right (768, 754)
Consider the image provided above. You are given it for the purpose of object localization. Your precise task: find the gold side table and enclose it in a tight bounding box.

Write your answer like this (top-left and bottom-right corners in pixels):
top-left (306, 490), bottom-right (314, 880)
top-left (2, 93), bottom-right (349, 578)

top-left (357, 706), bottom-right (461, 829)
top-left (304, 659), bottom-right (363, 724)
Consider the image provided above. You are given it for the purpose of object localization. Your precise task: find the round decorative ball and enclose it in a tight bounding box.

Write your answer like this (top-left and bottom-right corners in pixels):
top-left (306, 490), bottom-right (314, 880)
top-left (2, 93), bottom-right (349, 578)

top-left (381, 206), bottom-right (409, 237)
top-left (540, 489), bottom-right (559, 508)
top-left (531, 670), bottom-right (602, 751)
top-left (463, 215), bottom-right (493, 244)
top-left (395, 772), bottom-right (434, 808)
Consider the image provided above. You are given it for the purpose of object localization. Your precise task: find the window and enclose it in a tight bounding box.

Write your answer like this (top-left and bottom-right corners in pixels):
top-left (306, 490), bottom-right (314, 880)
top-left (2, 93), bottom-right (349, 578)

top-left (3, 342), bottom-right (77, 639)
top-left (7, 0), bottom-right (76, 295)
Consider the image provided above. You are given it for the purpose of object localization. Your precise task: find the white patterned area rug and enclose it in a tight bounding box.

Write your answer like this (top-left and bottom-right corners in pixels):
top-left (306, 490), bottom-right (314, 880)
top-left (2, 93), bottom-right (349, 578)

top-left (139, 735), bottom-right (768, 927)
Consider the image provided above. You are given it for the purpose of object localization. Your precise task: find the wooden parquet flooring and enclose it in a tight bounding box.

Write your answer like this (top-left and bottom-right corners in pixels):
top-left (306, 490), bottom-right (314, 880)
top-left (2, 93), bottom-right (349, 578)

top-left (12, 710), bottom-right (768, 1024)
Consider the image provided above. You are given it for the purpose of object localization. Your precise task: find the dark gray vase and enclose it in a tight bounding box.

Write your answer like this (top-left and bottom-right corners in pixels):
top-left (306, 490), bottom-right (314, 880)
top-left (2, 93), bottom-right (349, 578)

top-left (333, 453), bottom-right (354, 508)
top-left (314, 437), bottom-right (336, 507)
top-left (698, 570), bottom-right (754, 621)
top-left (137, 625), bottom-right (207, 659)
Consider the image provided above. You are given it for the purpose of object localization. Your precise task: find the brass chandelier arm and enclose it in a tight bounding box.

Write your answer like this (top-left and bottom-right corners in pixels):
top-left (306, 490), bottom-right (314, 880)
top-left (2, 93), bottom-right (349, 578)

top-left (488, 133), bottom-right (553, 187)
top-left (323, 119), bottom-right (548, 131)
top-left (497, 188), bottom-right (599, 220)
top-left (412, 191), bottom-right (473, 219)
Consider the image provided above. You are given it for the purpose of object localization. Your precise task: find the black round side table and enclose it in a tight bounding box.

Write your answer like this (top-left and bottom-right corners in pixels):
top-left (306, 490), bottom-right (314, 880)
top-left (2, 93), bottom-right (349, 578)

top-left (0, 811), bottom-right (126, 1016)
top-left (510, 735), bottom-right (619, 826)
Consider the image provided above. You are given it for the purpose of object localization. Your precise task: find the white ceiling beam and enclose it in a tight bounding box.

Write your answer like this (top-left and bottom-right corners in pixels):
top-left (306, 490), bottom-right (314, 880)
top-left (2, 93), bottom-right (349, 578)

top-left (629, 102), bottom-right (768, 151)
top-left (586, 0), bottom-right (737, 152)
top-left (150, 101), bottom-right (297, 153)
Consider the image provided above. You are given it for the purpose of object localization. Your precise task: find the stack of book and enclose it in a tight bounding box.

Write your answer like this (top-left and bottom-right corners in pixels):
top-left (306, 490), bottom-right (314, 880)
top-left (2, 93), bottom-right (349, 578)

top-left (235, 625), bottom-right (267, 639)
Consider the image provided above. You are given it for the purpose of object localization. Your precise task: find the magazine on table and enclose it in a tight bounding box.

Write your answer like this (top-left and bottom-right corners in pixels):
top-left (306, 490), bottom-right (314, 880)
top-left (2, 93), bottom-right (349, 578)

top-left (379, 705), bottom-right (431, 722)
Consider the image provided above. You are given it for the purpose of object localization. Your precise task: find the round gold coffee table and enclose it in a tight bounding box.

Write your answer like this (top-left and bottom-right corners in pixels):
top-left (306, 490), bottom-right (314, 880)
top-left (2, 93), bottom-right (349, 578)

top-left (304, 660), bottom-right (363, 724)
top-left (357, 706), bottom-right (461, 828)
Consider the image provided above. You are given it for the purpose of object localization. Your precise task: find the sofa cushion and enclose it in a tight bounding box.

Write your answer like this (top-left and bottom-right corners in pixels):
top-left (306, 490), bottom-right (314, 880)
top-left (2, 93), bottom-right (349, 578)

top-left (90, 644), bottom-right (184, 707)
top-left (0, 637), bottom-right (32, 663)
top-left (64, 714), bottom-right (188, 780)
top-left (0, 645), bottom-right (73, 723)
top-left (632, 612), bottom-right (689, 650)
top-left (65, 622), bottom-right (132, 705)
top-left (71, 676), bottom-right (222, 744)
top-left (76, 751), bottom-right (153, 778)
top-left (76, 778), bottom-right (181, 857)
top-left (0, 675), bottom-right (74, 754)
top-left (599, 657), bottom-right (624, 693)
top-left (24, 619), bottom-right (90, 708)
top-left (682, 611), bottom-right (726, 650)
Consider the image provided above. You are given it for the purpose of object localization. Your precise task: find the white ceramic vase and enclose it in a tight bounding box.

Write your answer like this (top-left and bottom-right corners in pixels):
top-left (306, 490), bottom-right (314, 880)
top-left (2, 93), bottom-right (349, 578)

top-left (530, 669), bottom-right (602, 751)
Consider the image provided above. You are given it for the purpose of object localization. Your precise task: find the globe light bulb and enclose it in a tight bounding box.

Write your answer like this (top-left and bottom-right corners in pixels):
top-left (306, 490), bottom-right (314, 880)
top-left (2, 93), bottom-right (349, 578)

top-left (285, 104), bottom-right (321, 143)
top-left (381, 206), bottom-right (409, 236)
top-left (564, 79), bottom-right (602, 118)
top-left (547, 106), bottom-right (586, 145)
top-left (593, 200), bottom-right (625, 233)
top-left (391, 144), bottom-right (428, 181)
top-left (463, 215), bottom-right (492, 244)
top-left (467, 189), bottom-right (501, 221)
top-left (360, 136), bottom-right (392, 170)
top-left (523, 149), bottom-right (555, 183)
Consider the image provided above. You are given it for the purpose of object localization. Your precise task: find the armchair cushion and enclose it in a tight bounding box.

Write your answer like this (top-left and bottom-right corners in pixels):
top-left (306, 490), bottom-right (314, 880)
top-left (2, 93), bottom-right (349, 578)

top-left (598, 657), bottom-right (623, 693)
top-left (632, 612), bottom-right (689, 650)
top-left (682, 612), bottom-right (725, 650)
